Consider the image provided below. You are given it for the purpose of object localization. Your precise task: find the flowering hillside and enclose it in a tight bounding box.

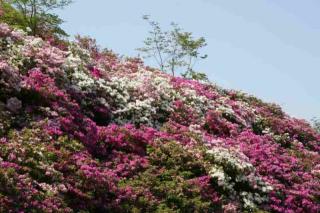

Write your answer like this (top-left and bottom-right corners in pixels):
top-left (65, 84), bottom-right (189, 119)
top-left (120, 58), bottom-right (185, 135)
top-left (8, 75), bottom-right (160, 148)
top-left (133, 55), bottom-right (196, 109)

top-left (0, 23), bottom-right (319, 213)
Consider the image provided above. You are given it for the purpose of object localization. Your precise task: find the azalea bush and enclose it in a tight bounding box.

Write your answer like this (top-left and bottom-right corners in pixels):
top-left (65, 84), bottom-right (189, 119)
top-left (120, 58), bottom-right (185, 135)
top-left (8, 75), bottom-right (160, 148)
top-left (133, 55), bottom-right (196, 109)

top-left (0, 23), bottom-right (319, 212)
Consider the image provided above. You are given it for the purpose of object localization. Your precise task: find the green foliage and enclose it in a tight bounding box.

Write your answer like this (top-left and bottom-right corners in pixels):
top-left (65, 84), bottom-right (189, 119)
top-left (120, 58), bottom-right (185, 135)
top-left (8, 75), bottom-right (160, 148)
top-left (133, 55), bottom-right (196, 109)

top-left (120, 141), bottom-right (219, 212)
top-left (312, 117), bottom-right (320, 133)
top-left (1, 0), bottom-right (71, 38)
top-left (0, 102), bottom-right (12, 137)
top-left (0, 1), bottom-right (26, 29)
top-left (181, 69), bottom-right (209, 82)
top-left (252, 117), bottom-right (268, 135)
top-left (137, 15), bottom-right (207, 76)
top-left (147, 141), bottom-right (206, 179)
top-left (0, 125), bottom-right (85, 211)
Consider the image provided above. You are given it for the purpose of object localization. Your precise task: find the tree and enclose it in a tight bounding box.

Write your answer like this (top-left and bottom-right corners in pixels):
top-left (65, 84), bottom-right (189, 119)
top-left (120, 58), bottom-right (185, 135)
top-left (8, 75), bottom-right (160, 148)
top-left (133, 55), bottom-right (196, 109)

top-left (1, 0), bottom-right (72, 38)
top-left (0, 1), bottom-right (26, 28)
top-left (137, 15), bottom-right (207, 77)
top-left (311, 117), bottom-right (320, 133)
top-left (181, 69), bottom-right (209, 83)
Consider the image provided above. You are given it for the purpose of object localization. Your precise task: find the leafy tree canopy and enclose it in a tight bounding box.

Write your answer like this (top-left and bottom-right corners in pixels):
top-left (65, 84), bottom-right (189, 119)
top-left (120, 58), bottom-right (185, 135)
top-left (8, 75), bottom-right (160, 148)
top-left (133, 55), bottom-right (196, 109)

top-left (312, 117), bottom-right (320, 133)
top-left (0, 0), bottom-right (72, 38)
top-left (137, 15), bottom-right (208, 78)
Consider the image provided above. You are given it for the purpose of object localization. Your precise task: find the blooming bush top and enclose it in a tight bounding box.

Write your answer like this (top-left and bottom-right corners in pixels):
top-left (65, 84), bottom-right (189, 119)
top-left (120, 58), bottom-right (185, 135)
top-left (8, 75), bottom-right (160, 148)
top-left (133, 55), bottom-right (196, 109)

top-left (0, 23), bottom-right (319, 212)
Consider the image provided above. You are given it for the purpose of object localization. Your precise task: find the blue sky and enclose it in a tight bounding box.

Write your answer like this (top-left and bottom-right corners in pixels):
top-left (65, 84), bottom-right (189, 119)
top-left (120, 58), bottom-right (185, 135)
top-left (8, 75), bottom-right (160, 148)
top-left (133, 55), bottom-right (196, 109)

top-left (56, 0), bottom-right (320, 120)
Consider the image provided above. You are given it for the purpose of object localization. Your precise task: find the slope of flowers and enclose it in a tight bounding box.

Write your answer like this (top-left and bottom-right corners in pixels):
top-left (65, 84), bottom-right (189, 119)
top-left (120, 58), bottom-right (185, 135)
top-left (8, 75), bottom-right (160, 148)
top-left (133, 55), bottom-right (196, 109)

top-left (0, 23), bottom-right (319, 213)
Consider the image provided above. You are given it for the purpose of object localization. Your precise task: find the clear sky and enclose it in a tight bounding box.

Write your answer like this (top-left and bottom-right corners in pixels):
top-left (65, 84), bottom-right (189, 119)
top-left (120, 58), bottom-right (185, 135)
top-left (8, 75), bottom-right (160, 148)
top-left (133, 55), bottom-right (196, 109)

top-left (56, 0), bottom-right (320, 120)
